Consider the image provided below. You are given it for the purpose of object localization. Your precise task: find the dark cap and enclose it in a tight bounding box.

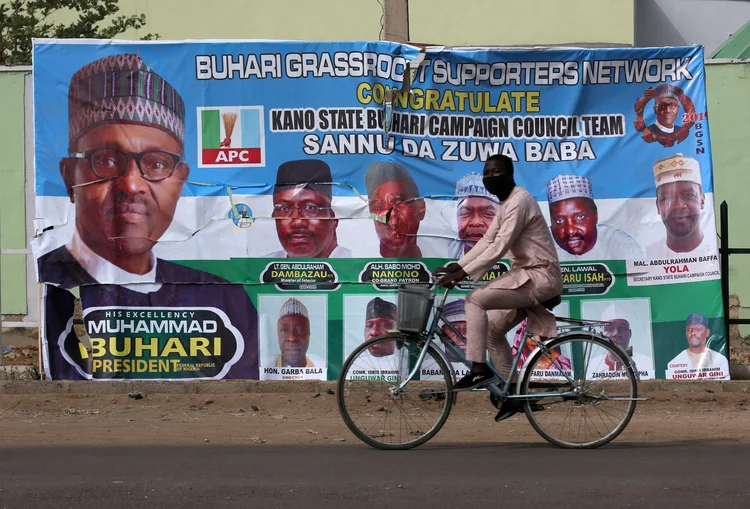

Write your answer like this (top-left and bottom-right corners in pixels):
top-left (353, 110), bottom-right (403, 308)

top-left (366, 297), bottom-right (397, 321)
top-left (364, 161), bottom-right (419, 198)
top-left (686, 313), bottom-right (709, 328)
top-left (274, 159), bottom-right (332, 199)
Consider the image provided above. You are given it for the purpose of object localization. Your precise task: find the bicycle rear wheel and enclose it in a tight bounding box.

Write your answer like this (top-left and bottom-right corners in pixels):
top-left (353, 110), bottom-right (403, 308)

top-left (337, 333), bottom-right (456, 450)
top-left (519, 333), bottom-right (638, 449)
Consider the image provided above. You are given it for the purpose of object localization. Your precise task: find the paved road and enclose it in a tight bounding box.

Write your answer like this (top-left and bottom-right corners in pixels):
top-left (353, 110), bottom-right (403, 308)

top-left (0, 441), bottom-right (747, 508)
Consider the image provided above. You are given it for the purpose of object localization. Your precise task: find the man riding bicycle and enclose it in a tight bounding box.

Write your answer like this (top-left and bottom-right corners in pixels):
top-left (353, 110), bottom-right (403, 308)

top-left (436, 154), bottom-right (564, 421)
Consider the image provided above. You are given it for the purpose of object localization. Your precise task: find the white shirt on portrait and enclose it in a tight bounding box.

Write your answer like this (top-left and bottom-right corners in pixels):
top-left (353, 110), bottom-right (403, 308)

top-left (262, 245), bottom-right (352, 258)
top-left (66, 229), bottom-right (161, 293)
top-left (556, 224), bottom-right (644, 262)
top-left (646, 233), bottom-right (717, 259)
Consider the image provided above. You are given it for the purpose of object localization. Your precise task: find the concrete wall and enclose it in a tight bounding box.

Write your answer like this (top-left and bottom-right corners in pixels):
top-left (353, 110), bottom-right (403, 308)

top-left (409, 0), bottom-right (635, 46)
top-left (705, 60), bottom-right (750, 335)
top-left (0, 70), bottom-right (30, 317)
top-left (636, 0), bottom-right (750, 55)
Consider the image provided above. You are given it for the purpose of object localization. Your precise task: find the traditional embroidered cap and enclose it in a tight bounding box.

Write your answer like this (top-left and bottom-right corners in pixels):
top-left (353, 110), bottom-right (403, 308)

top-left (279, 297), bottom-right (309, 319)
top-left (653, 153), bottom-right (702, 188)
top-left (653, 84), bottom-right (679, 102)
top-left (455, 172), bottom-right (499, 203)
top-left (366, 297), bottom-right (397, 321)
top-left (686, 313), bottom-right (709, 328)
top-left (365, 162), bottom-right (419, 198)
top-left (67, 53), bottom-right (185, 146)
top-left (546, 175), bottom-right (594, 204)
top-left (601, 303), bottom-right (629, 323)
top-left (443, 299), bottom-right (466, 323)
top-left (274, 159), bottom-right (333, 199)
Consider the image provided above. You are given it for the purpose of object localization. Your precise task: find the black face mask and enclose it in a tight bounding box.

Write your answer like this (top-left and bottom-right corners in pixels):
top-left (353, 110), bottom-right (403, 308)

top-left (483, 175), bottom-right (515, 200)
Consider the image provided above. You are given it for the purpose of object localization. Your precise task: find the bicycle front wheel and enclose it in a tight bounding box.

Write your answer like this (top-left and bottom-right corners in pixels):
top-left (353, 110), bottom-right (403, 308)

top-left (519, 333), bottom-right (638, 449)
top-left (337, 333), bottom-right (456, 450)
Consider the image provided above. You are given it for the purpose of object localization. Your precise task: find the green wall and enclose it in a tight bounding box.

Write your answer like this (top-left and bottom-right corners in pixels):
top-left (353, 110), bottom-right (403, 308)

top-left (706, 61), bottom-right (750, 332)
top-left (0, 71), bottom-right (28, 316)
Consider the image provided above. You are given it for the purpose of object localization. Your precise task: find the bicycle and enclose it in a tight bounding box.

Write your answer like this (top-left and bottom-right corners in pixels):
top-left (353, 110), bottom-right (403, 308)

top-left (337, 272), bottom-right (645, 450)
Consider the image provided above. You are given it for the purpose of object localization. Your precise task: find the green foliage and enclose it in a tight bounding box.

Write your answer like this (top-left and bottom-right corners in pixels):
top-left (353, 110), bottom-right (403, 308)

top-left (0, 0), bottom-right (158, 66)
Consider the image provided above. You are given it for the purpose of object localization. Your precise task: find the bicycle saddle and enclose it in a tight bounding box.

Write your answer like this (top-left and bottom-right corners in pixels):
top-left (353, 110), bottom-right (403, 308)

top-left (541, 295), bottom-right (562, 310)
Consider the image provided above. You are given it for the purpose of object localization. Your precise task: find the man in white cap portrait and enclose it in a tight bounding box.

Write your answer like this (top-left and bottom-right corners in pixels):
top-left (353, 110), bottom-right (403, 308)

top-left (586, 302), bottom-right (653, 378)
top-left (449, 173), bottom-right (499, 259)
top-left (546, 175), bottom-right (643, 261)
top-left (648, 84), bottom-right (682, 138)
top-left (274, 297), bottom-right (324, 368)
top-left (647, 154), bottom-right (712, 258)
top-left (667, 313), bottom-right (728, 378)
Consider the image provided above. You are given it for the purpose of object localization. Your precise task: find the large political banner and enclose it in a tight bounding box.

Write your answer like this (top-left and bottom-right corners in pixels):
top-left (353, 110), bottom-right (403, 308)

top-left (31, 39), bottom-right (729, 382)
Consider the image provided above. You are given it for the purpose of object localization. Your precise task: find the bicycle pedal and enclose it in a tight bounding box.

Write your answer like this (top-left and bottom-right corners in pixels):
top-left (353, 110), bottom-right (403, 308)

top-left (494, 408), bottom-right (519, 422)
top-left (452, 384), bottom-right (490, 393)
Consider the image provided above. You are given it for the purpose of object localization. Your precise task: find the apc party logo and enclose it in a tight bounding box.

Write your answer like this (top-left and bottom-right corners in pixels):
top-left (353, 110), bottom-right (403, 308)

top-left (197, 106), bottom-right (265, 168)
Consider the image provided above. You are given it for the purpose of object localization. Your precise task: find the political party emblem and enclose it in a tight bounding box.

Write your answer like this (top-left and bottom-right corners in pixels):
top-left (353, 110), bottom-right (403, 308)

top-left (198, 106), bottom-right (265, 167)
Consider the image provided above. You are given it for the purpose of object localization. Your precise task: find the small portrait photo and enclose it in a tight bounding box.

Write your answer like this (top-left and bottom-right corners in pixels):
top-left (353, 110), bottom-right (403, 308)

top-left (342, 295), bottom-right (410, 381)
top-left (258, 295), bottom-right (327, 380)
top-left (420, 296), bottom-right (472, 382)
top-left (509, 302), bottom-right (572, 381)
top-left (581, 299), bottom-right (655, 379)
top-left (665, 313), bottom-right (729, 380)
top-left (634, 83), bottom-right (696, 148)
top-left (228, 202), bottom-right (255, 229)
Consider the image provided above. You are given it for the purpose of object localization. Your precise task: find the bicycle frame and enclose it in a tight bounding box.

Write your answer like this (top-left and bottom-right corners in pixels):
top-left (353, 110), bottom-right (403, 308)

top-left (395, 282), bottom-right (640, 401)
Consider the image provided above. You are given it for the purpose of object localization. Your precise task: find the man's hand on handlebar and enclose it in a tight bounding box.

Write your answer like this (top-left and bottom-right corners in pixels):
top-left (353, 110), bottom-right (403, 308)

top-left (433, 263), bottom-right (467, 289)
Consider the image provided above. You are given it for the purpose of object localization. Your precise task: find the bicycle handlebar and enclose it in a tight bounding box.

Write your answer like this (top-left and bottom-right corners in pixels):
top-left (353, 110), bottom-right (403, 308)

top-left (432, 270), bottom-right (449, 280)
top-left (429, 270), bottom-right (456, 292)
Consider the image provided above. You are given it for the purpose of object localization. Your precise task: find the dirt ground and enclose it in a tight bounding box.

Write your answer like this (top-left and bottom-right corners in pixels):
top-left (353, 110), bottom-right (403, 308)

top-left (3, 327), bottom-right (750, 447)
top-left (1, 389), bottom-right (748, 447)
